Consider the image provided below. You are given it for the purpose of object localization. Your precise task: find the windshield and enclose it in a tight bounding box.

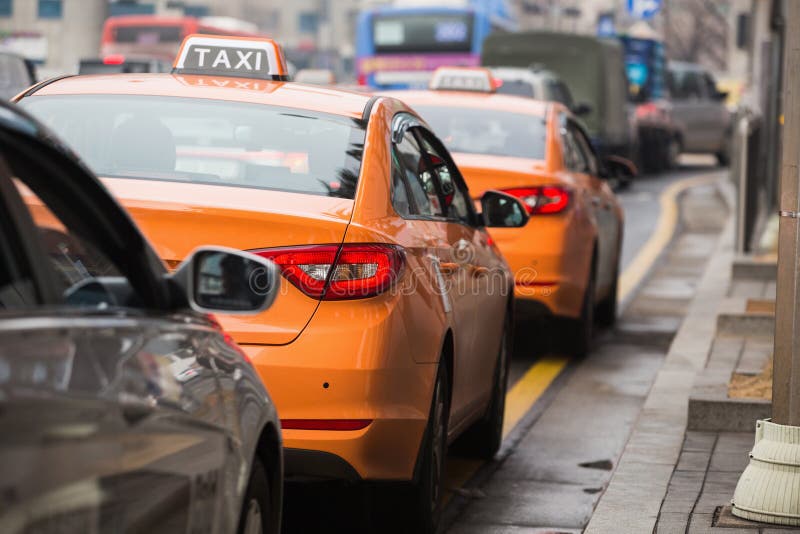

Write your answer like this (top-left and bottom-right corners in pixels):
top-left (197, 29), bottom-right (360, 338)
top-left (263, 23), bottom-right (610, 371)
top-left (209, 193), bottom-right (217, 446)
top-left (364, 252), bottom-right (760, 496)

top-left (21, 95), bottom-right (365, 199)
top-left (372, 13), bottom-right (474, 54)
top-left (414, 106), bottom-right (546, 160)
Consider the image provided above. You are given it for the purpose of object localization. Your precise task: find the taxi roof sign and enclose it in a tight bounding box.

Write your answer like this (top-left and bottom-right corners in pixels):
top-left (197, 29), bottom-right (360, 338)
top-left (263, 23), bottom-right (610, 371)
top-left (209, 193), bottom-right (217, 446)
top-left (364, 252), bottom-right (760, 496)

top-left (429, 67), bottom-right (496, 93)
top-left (173, 34), bottom-right (290, 81)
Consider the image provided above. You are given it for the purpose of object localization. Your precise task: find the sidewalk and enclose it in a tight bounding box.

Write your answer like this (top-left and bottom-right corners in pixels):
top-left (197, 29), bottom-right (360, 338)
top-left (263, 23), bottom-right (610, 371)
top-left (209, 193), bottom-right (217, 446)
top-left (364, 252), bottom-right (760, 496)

top-left (586, 179), bottom-right (791, 533)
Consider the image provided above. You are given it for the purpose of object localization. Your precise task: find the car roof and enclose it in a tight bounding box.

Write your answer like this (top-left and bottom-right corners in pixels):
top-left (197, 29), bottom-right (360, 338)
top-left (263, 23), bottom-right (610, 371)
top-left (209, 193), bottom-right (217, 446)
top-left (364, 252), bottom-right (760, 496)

top-left (27, 74), bottom-right (375, 120)
top-left (382, 90), bottom-right (550, 117)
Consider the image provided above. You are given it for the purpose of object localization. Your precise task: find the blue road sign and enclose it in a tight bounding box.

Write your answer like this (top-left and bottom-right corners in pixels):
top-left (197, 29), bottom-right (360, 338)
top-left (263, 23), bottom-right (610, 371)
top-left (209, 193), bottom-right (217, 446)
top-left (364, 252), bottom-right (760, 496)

top-left (627, 0), bottom-right (661, 20)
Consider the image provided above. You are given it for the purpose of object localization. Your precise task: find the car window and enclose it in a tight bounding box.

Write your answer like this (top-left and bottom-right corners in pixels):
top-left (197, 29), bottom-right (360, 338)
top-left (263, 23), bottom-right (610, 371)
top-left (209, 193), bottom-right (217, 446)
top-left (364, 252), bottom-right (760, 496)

top-left (14, 181), bottom-right (122, 296)
top-left (390, 147), bottom-right (414, 217)
top-left (561, 119), bottom-right (588, 173)
top-left (412, 105), bottom-right (547, 160)
top-left (703, 73), bottom-right (719, 100)
top-left (416, 130), bottom-right (473, 226)
top-left (21, 95), bottom-right (366, 200)
top-left (0, 162), bottom-right (39, 310)
top-left (569, 122), bottom-right (599, 176)
top-left (393, 130), bottom-right (443, 217)
top-left (669, 69), bottom-right (704, 100)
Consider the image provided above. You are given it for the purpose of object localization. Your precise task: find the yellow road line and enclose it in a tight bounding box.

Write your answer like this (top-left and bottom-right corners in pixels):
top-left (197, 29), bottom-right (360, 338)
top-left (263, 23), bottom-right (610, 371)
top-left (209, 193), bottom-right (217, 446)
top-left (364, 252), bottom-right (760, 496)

top-left (618, 175), bottom-right (719, 302)
top-left (502, 355), bottom-right (569, 438)
top-left (446, 174), bottom-right (717, 496)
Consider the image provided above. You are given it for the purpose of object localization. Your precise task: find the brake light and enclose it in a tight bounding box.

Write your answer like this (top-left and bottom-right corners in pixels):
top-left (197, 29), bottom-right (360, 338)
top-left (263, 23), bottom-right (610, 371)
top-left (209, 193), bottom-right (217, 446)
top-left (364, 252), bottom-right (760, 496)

top-left (636, 102), bottom-right (661, 119)
top-left (281, 419), bottom-right (372, 431)
top-left (103, 54), bottom-right (126, 65)
top-left (253, 244), bottom-right (405, 300)
top-left (502, 186), bottom-right (571, 215)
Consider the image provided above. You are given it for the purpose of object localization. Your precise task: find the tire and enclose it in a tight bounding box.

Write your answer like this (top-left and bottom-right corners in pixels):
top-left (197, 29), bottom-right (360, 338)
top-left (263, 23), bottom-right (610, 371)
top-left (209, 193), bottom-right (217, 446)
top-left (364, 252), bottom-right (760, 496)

top-left (457, 311), bottom-right (511, 459)
top-left (596, 255), bottom-right (619, 329)
top-left (237, 457), bottom-right (271, 534)
top-left (665, 135), bottom-right (681, 170)
top-left (374, 363), bottom-right (450, 534)
top-left (569, 261), bottom-right (595, 358)
top-left (716, 136), bottom-right (731, 167)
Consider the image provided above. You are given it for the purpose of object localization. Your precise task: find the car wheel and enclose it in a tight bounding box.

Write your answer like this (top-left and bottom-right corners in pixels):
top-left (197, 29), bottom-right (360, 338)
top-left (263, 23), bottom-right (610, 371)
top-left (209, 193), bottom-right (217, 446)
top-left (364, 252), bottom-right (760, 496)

top-left (596, 254), bottom-right (619, 328)
top-left (569, 261), bottom-right (595, 358)
top-left (456, 311), bottom-right (511, 459)
top-left (237, 457), bottom-right (271, 534)
top-left (716, 136), bottom-right (731, 167)
top-left (665, 135), bottom-right (681, 170)
top-left (373, 363), bottom-right (449, 534)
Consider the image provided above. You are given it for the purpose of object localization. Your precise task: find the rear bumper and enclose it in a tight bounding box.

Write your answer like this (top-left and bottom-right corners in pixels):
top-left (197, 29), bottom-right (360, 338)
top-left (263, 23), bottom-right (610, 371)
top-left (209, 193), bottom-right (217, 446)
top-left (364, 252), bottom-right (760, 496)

top-left (241, 296), bottom-right (439, 481)
top-left (491, 215), bottom-right (592, 319)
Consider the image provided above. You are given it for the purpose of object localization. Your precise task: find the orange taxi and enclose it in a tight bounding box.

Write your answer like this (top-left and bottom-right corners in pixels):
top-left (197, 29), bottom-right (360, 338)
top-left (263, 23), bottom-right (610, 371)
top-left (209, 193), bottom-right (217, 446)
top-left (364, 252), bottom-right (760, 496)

top-left (386, 68), bottom-right (627, 356)
top-left (17, 36), bottom-right (530, 532)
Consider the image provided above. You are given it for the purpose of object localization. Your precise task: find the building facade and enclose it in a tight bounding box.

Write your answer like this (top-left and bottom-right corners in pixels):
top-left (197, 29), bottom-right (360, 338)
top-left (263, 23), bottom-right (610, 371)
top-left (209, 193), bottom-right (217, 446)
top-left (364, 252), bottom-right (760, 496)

top-left (0, 0), bottom-right (107, 76)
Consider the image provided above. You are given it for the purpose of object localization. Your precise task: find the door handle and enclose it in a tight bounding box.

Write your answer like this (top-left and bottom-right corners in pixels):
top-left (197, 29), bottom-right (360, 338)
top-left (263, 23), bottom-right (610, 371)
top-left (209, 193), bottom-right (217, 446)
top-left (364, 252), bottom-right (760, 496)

top-left (439, 262), bottom-right (460, 275)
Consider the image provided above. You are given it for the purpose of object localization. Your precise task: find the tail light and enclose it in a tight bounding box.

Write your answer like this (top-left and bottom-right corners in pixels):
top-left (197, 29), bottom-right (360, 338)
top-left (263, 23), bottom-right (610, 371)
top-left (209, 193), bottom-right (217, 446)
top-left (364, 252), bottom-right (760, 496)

top-left (103, 54), bottom-right (126, 65)
top-left (252, 244), bottom-right (405, 301)
top-left (502, 186), bottom-right (571, 215)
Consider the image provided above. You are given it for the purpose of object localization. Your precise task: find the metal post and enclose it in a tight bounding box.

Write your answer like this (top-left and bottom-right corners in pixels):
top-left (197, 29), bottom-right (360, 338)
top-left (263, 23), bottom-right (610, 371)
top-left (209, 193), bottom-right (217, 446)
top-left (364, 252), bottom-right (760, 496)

top-left (773, 0), bottom-right (800, 427)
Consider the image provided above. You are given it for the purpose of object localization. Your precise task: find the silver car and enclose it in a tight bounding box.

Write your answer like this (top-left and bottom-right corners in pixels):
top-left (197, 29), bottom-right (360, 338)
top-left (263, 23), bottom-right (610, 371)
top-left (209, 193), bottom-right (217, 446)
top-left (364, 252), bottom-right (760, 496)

top-left (0, 101), bottom-right (283, 534)
top-left (667, 61), bottom-right (732, 165)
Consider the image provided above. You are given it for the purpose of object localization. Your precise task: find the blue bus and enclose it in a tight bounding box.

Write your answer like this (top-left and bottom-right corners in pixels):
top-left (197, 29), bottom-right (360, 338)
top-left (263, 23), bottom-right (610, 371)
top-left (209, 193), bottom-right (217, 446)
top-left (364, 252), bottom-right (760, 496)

top-left (355, 1), bottom-right (515, 89)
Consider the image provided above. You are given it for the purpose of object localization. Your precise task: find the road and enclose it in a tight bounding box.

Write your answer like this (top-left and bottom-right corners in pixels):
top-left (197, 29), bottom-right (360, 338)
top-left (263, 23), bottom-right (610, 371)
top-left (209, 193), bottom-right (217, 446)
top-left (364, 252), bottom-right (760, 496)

top-left (281, 159), bottom-right (726, 533)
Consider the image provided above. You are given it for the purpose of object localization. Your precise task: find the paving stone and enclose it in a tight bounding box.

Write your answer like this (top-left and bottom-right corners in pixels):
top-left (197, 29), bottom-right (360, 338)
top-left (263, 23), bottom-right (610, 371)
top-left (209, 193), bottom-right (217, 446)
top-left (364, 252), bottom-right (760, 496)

top-left (695, 491), bottom-right (733, 514)
top-left (677, 450), bottom-right (713, 471)
top-left (715, 432), bottom-right (756, 453)
top-left (447, 524), bottom-right (581, 534)
top-left (709, 450), bottom-right (750, 472)
top-left (655, 512), bottom-right (690, 534)
top-left (683, 431), bottom-right (717, 452)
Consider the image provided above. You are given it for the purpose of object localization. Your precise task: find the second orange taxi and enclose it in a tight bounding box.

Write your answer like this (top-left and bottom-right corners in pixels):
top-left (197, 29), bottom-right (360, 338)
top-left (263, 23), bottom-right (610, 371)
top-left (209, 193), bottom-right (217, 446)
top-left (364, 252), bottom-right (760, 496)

top-left (386, 67), bottom-right (627, 356)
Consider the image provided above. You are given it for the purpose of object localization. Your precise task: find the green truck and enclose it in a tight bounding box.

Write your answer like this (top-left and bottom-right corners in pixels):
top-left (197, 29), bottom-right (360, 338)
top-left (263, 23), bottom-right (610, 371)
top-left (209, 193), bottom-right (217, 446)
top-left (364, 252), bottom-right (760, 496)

top-left (481, 31), bottom-right (637, 167)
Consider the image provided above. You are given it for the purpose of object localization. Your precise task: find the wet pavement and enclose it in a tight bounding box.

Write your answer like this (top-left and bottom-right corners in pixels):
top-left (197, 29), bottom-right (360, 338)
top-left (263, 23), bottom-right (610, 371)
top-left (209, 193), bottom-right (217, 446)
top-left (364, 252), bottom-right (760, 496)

top-left (442, 166), bottom-right (729, 533)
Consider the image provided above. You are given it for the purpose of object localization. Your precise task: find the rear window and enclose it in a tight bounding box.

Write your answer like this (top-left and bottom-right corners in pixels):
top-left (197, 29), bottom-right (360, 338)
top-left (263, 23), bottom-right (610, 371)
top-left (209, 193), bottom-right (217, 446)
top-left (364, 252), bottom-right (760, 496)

top-left (495, 79), bottom-right (536, 98)
top-left (21, 95), bottom-right (365, 199)
top-left (414, 105), bottom-right (546, 160)
top-left (113, 25), bottom-right (183, 44)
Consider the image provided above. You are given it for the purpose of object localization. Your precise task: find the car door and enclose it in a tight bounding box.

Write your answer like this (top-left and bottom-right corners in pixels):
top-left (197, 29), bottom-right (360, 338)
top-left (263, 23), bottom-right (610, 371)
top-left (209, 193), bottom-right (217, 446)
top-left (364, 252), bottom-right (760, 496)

top-left (570, 120), bottom-right (620, 297)
top-left (414, 127), bottom-right (506, 422)
top-left (669, 68), bottom-right (712, 152)
top-left (0, 135), bottom-right (231, 533)
top-left (700, 71), bottom-right (731, 152)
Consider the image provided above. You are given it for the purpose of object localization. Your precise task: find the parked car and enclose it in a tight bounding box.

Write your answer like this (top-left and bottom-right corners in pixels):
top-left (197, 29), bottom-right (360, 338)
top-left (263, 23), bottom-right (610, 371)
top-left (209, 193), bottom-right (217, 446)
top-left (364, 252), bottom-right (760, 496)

top-left (489, 66), bottom-right (590, 115)
top-left (18, 35), bottom-right (529, 533)
top-left (482, 31), bottom-right (638, 174)
top-left (667, 61), bottom-right (733, 165)
top-left (0, 100), bottom-right (284, 534)
top-left (390, 67), bottom-right (626, 356)
top-left (0, 52), bottom-right (36, 100)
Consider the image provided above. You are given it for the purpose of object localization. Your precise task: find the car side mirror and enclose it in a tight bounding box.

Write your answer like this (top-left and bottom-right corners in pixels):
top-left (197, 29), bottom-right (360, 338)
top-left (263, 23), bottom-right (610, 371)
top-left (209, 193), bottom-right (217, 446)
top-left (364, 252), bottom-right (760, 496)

top-left (480, 190), bottom-right (530, 228)
top-left (169, 247), bottom-right (280, 314)
top-left (572, 102), bottom-right (592, 116)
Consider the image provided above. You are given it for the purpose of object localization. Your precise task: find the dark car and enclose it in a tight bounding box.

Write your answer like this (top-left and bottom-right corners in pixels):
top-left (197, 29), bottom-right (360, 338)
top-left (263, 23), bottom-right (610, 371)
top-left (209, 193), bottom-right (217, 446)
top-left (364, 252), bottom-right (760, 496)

top-left (0, 52), bottom-right (36, 100)
top-left (0, 101), bottom-right (283, 534)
